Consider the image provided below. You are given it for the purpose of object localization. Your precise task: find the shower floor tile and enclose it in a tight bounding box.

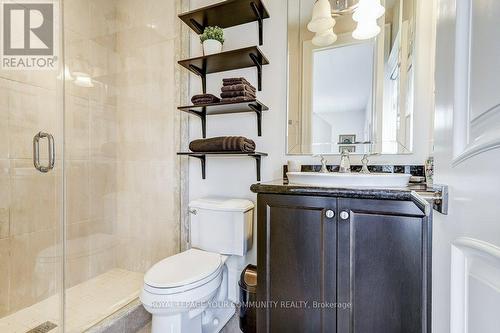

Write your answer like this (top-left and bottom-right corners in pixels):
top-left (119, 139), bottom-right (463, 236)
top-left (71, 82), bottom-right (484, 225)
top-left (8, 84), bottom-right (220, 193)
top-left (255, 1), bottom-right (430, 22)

top-left (0, 269), bottom-right (144, 333)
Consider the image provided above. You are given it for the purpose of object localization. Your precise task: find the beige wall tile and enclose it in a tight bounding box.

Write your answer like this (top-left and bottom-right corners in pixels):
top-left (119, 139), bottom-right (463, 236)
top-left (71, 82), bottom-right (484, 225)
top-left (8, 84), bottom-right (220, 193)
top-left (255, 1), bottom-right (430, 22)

top-left (0, 238), bottom-right (10, 317)
top-left (66, 161), bottom-right (90, 224)
top-left (9, 229), bottom-right (58, 313)
top-left (90, 102), bottom-right (118, 160)
top-left (65, 96), bottom-right (90, 160)
top-left (0, 160), bottom-right (10, 240)
top-left (8, 82), bottom-right (60, 160)
top-left (0, 80), bottom-right (9, 159)
top-left (10, 160), bottom-right (58, 236)
top-left (65, 229), bottom-right (91, 287)
top-left (10, 160), bottom-right (59, 235)
top-left (89, 161), bottom-right (117, 223)
top-left (8, 86), bottom-right (39, 160)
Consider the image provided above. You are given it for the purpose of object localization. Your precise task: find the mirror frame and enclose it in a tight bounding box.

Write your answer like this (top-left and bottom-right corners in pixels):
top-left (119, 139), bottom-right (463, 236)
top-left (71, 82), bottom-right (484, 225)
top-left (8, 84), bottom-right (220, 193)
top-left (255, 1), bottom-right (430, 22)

top-left (285, 0), bottom-right (416, 156)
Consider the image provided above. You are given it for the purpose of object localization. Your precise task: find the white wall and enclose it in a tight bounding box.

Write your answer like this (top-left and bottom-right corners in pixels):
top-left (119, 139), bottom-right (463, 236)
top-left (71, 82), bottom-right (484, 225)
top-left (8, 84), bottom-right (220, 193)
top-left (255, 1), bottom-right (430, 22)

top-left (187, 0), bottom-right (435, 268)
top-left (315, 110), bottom-right (367, 154)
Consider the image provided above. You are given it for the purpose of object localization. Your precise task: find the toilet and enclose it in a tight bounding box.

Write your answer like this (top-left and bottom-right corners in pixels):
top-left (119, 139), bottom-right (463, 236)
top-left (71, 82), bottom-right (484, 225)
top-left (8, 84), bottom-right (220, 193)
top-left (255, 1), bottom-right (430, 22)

top-left (141, 197), bottom-right (254, 333)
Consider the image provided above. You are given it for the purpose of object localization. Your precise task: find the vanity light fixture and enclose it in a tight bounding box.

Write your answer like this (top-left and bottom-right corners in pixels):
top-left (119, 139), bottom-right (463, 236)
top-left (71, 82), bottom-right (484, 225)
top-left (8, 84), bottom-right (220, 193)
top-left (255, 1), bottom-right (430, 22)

top-left (352, 0), bottom-right (385, 40)
top-left (352, 19), bottom-right (381, 40)
top-left (312, 27), bottom-right (338, 47)
top-left (308, 0), bottom-right (385, 46)
top-left (307, 0), bottom-right (335, 33)
top-left (352, 0), bottom-right (385, 21)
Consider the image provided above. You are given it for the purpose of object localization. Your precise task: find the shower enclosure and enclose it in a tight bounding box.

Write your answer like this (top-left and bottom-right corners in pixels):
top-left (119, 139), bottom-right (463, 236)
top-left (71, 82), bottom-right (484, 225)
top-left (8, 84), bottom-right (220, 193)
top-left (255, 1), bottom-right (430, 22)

top-left (0, 0), bottom-right (186, 331)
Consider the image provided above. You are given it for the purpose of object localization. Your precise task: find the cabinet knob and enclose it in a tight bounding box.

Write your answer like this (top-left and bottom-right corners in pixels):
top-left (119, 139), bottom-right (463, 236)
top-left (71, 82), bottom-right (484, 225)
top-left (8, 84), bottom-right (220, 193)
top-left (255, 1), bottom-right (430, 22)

top-left (325, 210), bottom-right (335, 219)
top-left (340, 211), bottom-right (350, 220)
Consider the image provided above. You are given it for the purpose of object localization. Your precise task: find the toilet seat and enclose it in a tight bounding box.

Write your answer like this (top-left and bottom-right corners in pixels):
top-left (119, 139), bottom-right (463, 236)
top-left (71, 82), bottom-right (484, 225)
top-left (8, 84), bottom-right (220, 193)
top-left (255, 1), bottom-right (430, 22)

top-left (144, 249), bottom-right (223, 295)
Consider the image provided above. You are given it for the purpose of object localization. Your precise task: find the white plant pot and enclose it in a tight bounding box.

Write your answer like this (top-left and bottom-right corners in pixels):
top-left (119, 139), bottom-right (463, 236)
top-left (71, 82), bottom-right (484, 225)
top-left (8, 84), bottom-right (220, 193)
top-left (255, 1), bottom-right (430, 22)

top-left (203, 39), bottom-right (223, 55)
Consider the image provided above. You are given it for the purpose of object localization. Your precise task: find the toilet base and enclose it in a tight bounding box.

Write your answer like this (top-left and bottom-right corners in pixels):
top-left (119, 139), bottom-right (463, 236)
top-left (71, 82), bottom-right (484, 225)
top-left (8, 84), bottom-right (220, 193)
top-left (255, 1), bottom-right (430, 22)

top-left (202, 303), bottom-right (235, 333)
top-left (152, 311), bottom-right (201, 333)
top-left (151, 303), bottom-right (235, 333)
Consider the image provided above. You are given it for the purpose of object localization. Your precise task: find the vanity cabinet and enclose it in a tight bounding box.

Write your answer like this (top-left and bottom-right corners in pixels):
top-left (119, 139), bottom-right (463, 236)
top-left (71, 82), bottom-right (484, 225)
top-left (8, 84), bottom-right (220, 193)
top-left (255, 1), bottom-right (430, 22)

top-left (256, 193), bottom-right (431, 333)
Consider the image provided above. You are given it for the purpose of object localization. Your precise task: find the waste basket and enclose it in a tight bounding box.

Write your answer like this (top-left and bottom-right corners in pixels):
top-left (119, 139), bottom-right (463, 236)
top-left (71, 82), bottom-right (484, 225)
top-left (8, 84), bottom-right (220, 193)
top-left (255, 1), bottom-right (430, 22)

top-left (239, 264), bottom-right (257, 333)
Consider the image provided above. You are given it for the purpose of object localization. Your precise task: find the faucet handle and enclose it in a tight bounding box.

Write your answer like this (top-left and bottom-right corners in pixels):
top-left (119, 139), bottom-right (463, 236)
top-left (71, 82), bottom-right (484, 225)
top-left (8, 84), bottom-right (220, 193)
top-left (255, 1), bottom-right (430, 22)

top-left (320, 154), bottom-right (326, 164)
top-left (314, 154), bottom-right (329, 173)
top-left (360, 154), bottom-right (370, 174)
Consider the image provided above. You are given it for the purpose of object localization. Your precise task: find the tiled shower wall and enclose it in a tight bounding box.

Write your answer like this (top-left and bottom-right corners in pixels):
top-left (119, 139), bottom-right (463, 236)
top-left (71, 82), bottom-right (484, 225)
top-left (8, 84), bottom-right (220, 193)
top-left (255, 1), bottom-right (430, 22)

top-left (112, 0), bottom-right (187, 272)
top-left (67, 0), bottom-right (188, 282)
top-left (0, 0), bottom-right (187, 319)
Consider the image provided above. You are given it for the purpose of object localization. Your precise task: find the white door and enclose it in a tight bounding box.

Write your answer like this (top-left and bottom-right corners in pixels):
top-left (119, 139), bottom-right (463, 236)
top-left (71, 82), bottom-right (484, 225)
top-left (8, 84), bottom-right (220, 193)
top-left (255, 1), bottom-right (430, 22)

top-left (434, 0), bottom-right (500, 332)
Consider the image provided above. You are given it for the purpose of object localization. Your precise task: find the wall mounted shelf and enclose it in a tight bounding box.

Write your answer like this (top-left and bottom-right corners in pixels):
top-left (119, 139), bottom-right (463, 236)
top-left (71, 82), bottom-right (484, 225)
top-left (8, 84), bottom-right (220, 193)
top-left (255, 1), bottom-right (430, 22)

top-left (177, 151), bottom-right (268, 181)
top-left (178, 99), bottom-right (269, 138)
top-left (178, 46), bottom-right (269, 92)
top-left (178, 0), bottom-right (270, 46)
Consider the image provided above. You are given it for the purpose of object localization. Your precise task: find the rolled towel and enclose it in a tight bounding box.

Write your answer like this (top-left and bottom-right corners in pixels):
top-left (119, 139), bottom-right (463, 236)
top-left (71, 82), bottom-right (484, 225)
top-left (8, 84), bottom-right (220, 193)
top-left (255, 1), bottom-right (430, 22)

top-left (221, 96), bottom-right (256, 103)
top-left (221, 84), bottom-right (256, 93)
top-left (220, 90), bottom-right (256, 99)
top-left (223, 77), bottom-right (252, 87)
top-left (191, 94), bottom-right (220, 104)
top-left (189, 136), bottom-right (256, 153)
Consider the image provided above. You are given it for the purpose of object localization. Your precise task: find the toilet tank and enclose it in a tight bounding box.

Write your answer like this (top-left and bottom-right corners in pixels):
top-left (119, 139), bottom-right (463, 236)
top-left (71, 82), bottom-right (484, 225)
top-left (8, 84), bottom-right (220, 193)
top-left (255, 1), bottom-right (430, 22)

top-left (189, 197), bottom-right (254, 256)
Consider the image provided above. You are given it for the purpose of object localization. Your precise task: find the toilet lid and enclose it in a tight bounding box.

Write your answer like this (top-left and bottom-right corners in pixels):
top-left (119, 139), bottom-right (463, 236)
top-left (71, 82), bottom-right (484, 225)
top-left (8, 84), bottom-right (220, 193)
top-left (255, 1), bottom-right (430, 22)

top-left (144, 249), bottom-right (223, 288)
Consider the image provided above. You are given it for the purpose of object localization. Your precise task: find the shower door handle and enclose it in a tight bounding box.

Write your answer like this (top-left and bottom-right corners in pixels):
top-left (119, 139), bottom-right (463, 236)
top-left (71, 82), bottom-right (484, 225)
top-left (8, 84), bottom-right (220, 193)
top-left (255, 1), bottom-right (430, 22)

top-left (33, 132), bottom-right (55, 173)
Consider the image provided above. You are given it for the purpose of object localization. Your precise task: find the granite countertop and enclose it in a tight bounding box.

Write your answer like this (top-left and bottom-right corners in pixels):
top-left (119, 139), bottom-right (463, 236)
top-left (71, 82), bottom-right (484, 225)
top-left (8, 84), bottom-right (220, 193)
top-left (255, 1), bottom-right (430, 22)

top-left (250, 180), bottom-right (435, 215)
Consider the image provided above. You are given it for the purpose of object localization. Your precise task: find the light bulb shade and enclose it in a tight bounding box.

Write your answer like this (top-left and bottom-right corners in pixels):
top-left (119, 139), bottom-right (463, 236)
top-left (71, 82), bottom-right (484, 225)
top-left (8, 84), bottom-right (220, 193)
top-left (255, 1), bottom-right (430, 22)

top-left (352, 19), bottom-right (381, 40)
top-left (353, 0), bottom-right (385, 22)
top-left (307, 0), bottom-right (335, 33)
top-left (312, 28), bottom-right (338, 47)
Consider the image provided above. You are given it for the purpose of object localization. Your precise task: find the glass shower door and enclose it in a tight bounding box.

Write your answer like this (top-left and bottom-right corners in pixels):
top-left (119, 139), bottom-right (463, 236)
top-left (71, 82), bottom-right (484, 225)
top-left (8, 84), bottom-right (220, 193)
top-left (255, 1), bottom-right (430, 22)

top-left (0, 0), bottom-right (64, 332)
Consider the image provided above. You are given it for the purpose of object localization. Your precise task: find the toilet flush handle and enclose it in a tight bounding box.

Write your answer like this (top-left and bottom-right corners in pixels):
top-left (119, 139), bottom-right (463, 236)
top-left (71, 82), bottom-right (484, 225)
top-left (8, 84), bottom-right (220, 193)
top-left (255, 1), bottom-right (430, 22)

top-left (189, 209), bottom-right (197, 215)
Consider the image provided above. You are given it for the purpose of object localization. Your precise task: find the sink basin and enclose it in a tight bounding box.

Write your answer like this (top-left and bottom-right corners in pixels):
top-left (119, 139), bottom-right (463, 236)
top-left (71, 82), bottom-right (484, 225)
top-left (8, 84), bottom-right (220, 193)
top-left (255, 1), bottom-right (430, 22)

top-left (287, 172), bottom-right (412, 188)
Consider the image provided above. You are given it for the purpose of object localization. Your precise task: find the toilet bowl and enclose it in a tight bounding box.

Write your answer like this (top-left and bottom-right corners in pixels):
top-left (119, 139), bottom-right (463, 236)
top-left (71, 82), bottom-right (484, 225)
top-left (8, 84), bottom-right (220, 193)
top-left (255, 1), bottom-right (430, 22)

top-left (141, 249), bottom-right (235, 333)
top-left (141, 197), bottom-right (254, 333)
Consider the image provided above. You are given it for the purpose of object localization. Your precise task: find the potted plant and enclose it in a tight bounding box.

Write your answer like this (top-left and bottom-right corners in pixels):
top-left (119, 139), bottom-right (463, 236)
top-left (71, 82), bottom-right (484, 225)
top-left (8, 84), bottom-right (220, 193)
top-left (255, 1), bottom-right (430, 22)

top-left (200, 26), bottom-right (224, 55)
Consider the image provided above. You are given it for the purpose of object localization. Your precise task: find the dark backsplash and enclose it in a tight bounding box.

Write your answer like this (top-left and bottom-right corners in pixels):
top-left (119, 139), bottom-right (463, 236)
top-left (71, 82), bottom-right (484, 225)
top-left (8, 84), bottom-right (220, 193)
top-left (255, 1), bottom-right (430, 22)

top-left (283, 165), bottom-right (425, 182)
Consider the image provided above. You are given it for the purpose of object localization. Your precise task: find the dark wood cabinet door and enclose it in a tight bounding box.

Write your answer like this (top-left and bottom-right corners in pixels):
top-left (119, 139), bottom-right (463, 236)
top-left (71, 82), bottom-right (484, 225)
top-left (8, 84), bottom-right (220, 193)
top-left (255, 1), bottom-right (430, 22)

top-left (257, 194), bottom-right (337, 333)
top-left (337, 198), bottom-right (431, 333)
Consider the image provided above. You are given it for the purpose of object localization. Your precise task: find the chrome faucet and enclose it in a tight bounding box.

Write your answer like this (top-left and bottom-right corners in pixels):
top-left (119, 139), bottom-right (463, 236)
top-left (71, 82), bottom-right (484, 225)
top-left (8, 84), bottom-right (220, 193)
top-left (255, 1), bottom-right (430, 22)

top-left (315, 155), bottom-right (329, 173)
top-left (339, 149), bottom-right (351, 173)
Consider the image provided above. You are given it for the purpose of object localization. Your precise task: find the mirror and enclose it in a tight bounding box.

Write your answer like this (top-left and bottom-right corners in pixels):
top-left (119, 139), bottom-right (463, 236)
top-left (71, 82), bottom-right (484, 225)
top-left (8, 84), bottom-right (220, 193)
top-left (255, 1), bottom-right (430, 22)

top-left (287, 0), bottom-right (417, 155)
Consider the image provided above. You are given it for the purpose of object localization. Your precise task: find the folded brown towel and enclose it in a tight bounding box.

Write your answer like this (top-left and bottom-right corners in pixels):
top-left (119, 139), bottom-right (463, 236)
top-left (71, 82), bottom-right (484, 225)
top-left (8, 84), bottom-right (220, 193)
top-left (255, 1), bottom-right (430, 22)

top-left (192, 98), bottom-right (220, 105)
top-left (221, 96), bottom-right (256, 103)
top-left (191, 94), bottom-right (220, 104)
top-left (223, 77), bottom-right (252, 87)
top-left (220, 90), bottom-right (256, 99)
top-left (190, 136), bottom-right (256, 153)
top-left (221, 84), bottom-right (256, 93)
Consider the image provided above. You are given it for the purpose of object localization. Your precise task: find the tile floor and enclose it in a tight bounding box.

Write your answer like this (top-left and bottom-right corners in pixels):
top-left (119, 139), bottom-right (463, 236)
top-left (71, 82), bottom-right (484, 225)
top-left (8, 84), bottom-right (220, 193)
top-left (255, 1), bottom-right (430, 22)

top-left (0, 269), bottom-right (143, 333)
top-left (136, 312), bottom-right (242, 333)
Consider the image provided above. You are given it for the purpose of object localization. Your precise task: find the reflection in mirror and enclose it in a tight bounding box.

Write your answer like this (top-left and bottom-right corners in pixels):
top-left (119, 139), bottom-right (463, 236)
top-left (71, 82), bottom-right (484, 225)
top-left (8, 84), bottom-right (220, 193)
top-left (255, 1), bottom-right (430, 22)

top-left (309, 39), bottom-right (375, 155)
top-left (287, 0), bottom-right (416, 155)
